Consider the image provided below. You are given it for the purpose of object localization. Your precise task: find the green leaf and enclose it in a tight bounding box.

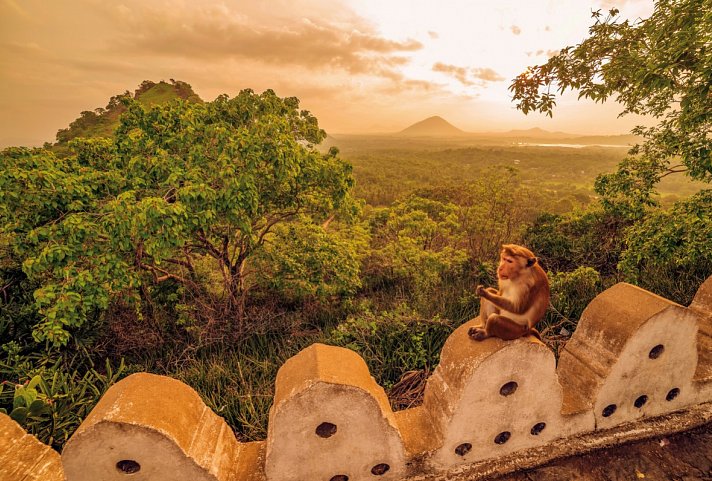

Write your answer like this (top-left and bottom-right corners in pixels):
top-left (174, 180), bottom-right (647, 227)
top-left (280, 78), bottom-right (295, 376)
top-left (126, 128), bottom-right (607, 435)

top-left (10, 407), bottom-right (28, 424)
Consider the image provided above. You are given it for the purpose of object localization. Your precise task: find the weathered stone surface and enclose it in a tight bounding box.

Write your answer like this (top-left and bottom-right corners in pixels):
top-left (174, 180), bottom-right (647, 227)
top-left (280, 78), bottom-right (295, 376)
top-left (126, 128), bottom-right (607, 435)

top-left (422, 319), bottom-right (592, 469)
top-left (691, 277), bottom-right (712, 401)
top-left (264, 343), bottom-right (406, 481)
top-left (558, 283), bottom-right (700, 430)
top-left (61, 372), bottom-right (242, 481)
top-left (493, 422), bottom-right (712, 481)
top-left (394, 406), bottom-right (438, 458)
top-left (405, 402), bottom-right (712, 481)
top-left (0, 412), bottom-right (64, 481)
top-left (232, 441), bottom-right (266, 481)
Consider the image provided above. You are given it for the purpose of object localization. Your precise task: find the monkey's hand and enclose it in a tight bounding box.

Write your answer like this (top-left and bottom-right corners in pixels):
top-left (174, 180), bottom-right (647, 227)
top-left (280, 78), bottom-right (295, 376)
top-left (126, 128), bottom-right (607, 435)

top-left (477, 285), bottom-right (497, 298)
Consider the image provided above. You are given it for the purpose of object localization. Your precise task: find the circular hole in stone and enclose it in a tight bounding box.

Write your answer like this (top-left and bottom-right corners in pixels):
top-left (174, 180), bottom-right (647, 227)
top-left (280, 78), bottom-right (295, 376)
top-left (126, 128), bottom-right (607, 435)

top-left (116, 460), bottom-right (141, 475)
top-left (649, 344), bottom-right (664, 359)
top-left (455, 443), bottom-right (472, 456)
top-left (499, 381), bottom-right (518, 397)
top-left (634, 395), bottom-right (648, 408)
top-left (530, 422), bottom-right (546, 436)
top-left (494, 431), bottom-right (511, 445)
top-left (330, 476), bottom-right (349, 481)
top-left (316, 422), bottom-right (337, 438)
top-left (371, 464), bottom-right (390, 476)
top-left (602, 404), bottom-right (617, 417)
top-left (666, 388), bottom-right (680, 401)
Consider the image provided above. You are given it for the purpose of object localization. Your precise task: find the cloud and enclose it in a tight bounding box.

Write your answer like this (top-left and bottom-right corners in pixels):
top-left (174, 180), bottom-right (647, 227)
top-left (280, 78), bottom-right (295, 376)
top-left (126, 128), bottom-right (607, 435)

top-left (103, 2), bottom-right (422, 80)
top-left (470, 68), bottom-right (505, 82)
top-left (510, 25), bottom-right (522, 35)
top-left (432, 62), bottom-right (504, 86)
top-left (1, 0), bottom-right (30, 19)
top-left (525, 49), bottom-right (561, 59)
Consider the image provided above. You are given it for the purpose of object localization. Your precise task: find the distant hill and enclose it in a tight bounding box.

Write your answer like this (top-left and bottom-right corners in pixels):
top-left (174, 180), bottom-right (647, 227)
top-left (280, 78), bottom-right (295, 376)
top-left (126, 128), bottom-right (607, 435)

top-left (494, 127), bottom-right (573, 139)
top-left (483, 127), bottom-right (639, 145)
top-left (399, 116), bottom-right (466, 136)
top-left (55, 80), bottom-right (202, 145)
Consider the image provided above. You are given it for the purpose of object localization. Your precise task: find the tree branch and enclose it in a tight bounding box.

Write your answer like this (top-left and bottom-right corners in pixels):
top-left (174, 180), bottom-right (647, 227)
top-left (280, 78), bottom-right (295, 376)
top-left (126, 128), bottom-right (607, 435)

top-left (140, 262), bottom-right (190, 285)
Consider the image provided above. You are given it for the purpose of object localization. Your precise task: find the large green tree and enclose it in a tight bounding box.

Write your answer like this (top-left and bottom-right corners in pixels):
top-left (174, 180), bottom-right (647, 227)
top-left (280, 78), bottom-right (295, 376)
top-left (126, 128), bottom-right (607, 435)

top-left (0, 90), bottom-right (356, 345)
top-left (510, 0), bottom-right (710, 216)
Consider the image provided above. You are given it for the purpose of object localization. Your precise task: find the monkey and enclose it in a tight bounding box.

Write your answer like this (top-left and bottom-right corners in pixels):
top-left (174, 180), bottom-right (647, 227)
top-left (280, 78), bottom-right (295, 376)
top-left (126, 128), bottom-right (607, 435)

top-left (468, 244), bottom-right (550, 342)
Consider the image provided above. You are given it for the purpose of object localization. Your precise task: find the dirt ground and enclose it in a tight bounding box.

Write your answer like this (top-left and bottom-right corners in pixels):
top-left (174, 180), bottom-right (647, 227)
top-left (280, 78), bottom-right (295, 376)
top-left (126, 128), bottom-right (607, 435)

top-left (495, 423), bottom-right (712, 481)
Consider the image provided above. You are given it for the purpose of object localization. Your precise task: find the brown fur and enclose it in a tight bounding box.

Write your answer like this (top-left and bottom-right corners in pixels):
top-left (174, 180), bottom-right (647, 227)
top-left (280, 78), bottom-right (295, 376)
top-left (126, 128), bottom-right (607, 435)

top-left (469, 244), bottom-right (550, 341)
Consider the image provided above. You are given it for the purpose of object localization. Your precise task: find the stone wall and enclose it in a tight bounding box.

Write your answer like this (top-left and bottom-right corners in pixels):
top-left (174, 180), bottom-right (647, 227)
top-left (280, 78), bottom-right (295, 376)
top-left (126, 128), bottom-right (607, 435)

top-left (6, 277), bottom-right (712, 481)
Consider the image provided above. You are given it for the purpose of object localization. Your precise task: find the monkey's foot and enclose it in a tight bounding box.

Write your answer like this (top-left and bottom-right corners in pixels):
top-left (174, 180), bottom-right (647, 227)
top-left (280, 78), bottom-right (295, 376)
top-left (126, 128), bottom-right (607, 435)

top-left (468, 327), bottom-right (487, 341)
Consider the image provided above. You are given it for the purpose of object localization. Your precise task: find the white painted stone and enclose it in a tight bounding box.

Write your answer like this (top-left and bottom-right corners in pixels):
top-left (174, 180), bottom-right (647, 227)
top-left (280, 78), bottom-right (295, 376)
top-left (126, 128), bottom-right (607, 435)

top-left (423, 319), bottom-right (590, 469)
top-left (62, 372), bottom-right (242, 481)
top-left (264, 343), bottom-right (406, 481)
top-left (558, 283), bottom-right (701, 431)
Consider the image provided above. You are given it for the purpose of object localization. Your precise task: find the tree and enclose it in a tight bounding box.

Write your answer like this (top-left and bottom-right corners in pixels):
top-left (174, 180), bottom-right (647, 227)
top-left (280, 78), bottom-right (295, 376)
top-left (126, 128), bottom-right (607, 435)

top-left (1, 90), bottom-right (356, 345)
top-left (364, 195), bottom-right (468, 295)
top-left (510, 0), bottom-right (710, 216)
top-left (510, 0), bottom-right (711, 302)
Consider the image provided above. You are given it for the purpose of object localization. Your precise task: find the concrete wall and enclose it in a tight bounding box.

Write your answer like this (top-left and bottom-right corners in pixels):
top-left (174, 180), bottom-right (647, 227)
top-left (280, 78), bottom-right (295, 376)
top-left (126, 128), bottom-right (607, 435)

top-left (7, 277), bottom-right (712, 481)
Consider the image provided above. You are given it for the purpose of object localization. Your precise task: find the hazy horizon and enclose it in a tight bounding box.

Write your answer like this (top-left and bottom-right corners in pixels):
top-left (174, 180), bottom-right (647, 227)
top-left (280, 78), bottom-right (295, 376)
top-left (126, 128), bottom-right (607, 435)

top-left (0, 0), bottom-right (655, 148)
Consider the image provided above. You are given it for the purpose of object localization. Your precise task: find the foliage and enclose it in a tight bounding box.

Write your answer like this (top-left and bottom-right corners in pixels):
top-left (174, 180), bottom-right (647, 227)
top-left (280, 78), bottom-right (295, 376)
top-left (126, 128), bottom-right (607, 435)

top-left (421, 167), bottom-right (549, 260)
top-left (363, 195), bottom-right (468, 300)
top-left (0, 89), bottom-right (356, 345)
top-left (328, 305), bottom-right (455, 390)
top-left (547, 267), bottom-right (603, 329)
top-left (0, 346), bottom-right (125, 450)
top-left (55, 80), bottom-right (202, 145)
top-left (252, 219), bottom-right (364, 303)
top-left (619, 189), bottom-right (712, 302)
top-left (511, 0), bottom-right (711, 215)
top-left (335, 135), bottom-right (637, 208)
top-left (523, 208), bottom-right (629, 276)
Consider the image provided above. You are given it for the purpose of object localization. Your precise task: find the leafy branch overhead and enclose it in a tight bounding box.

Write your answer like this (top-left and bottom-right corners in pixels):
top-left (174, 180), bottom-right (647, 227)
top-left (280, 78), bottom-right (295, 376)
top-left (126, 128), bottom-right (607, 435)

top-left (510, 0), bottom-right (711, 217)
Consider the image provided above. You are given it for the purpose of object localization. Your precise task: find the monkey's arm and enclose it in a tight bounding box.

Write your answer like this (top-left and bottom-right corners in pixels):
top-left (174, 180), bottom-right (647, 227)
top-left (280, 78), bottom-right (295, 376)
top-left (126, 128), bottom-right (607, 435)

top-left (476, 285), bottom-right (527, 314)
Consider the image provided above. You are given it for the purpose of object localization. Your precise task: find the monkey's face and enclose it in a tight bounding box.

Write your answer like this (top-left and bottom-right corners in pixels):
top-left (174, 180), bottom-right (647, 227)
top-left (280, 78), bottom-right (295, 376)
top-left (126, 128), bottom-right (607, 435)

top-left (497, 254), bottom-right (527, 281)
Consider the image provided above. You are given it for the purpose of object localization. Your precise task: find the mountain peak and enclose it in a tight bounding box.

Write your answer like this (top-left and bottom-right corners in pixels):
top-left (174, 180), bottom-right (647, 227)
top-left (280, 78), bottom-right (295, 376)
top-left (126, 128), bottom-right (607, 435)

top-left (399, 116), bottom-right (466, 136)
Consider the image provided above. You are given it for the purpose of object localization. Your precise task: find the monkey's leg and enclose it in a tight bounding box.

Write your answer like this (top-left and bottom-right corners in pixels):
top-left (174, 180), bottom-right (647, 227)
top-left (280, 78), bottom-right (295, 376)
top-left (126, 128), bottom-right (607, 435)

top-left (468, 313), bottom-right (494, 341)
top-left (468, 324), bottom-right (487, 340)
top-left (469, 298), bottom-right (499, 340)
top-left (483, 315), bottom-right (530, 341)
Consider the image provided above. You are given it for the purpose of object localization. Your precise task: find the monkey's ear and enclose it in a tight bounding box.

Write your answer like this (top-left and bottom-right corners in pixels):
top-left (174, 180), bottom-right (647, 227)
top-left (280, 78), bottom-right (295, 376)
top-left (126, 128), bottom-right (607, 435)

top-left (526, 257), bottom-right (537, 267)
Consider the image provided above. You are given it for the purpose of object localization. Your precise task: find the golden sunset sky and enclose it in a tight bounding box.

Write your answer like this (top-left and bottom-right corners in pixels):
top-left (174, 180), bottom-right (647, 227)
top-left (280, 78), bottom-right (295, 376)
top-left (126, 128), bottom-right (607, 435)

top-left (0, 0), bottom-right (654, 147)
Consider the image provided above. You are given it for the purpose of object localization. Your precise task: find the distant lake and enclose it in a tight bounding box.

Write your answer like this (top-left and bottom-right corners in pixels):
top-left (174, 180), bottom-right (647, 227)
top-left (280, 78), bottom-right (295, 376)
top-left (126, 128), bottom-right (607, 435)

top-left (516, 142), bottom-right (630, 148)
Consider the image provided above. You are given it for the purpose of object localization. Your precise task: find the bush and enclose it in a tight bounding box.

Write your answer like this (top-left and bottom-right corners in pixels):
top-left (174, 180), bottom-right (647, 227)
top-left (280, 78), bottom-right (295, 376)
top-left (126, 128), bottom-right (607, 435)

top-left (328, 305), bottom-right (455, 390)
top-left (0, 346), bottom-right (124, 451)
top-left (549, 267), bottom-right (603, 319)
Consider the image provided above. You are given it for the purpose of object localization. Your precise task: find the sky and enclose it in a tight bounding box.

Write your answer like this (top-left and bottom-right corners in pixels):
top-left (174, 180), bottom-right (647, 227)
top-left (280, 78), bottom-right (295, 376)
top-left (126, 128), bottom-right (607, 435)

top-left (0, 0), bottom-right (655, 147)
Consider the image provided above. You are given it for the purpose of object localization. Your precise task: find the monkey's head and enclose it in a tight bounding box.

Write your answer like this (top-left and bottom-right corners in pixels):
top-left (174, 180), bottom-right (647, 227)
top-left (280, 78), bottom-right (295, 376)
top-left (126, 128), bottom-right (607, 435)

top-left (497, 244), bottom-right (538, 282)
